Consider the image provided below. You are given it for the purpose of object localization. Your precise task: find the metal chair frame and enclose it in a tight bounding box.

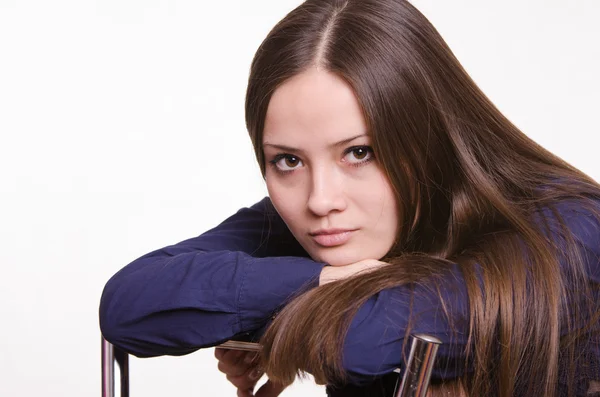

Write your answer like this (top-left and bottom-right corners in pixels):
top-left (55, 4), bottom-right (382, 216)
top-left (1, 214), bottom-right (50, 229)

top-left (102, 336), bottom-right (129, 397)
top-left (101, 334), bottom-right (440, 397)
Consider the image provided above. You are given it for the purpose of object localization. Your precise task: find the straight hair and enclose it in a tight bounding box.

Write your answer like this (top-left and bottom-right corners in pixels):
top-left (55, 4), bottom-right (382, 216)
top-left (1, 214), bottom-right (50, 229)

top-left (245, 1), bottom-right (600, 395)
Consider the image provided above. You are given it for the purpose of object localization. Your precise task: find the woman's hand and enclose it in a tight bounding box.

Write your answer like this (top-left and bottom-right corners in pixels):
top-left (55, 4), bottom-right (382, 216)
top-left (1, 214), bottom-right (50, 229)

top-left (215, 259), bottom-right (388, 394)
top-left (215, 348), bottom-right (286, 397)
top-left (319, 258), bottom-right (388, 285)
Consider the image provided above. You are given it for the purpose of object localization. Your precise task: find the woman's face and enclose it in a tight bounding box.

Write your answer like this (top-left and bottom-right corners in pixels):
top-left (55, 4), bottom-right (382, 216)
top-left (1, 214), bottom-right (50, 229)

top-left (262, 68), bottom-right (398, 266)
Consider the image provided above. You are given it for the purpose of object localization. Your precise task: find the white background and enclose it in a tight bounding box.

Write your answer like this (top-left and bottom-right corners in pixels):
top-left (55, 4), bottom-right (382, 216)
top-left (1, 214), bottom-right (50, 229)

top-left (1, 0), bottom-right (599, 396)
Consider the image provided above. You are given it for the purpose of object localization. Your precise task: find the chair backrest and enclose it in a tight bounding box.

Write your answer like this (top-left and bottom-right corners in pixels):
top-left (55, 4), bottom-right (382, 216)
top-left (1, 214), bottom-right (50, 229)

top-left (100, 334), bottom-right (441, 397)
top-left (393, 334), bottom-right (442, 397)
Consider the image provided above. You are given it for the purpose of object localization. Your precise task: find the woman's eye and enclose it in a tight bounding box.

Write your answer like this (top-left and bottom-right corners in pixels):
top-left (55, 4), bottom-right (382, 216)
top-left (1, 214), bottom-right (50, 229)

top-left (344, 146), bottom-right (374, 164)
top-left (268, 146), bottom-right (373, 174)
top-left (272, 155), bottom-right (303, 172)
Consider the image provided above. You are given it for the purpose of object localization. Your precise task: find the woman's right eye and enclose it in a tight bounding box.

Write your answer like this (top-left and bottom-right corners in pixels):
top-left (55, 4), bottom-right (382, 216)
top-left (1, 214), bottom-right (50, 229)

top-left (269, 154), bottom-right (303, 173)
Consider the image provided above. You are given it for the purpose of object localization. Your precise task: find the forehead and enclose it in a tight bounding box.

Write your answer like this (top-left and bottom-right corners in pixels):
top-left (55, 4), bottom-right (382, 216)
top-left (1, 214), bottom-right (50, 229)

top-left (263, 68), bottom-right (367, 145)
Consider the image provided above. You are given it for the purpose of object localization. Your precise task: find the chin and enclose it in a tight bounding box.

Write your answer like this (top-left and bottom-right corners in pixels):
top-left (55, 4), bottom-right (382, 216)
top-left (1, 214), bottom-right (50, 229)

top-left (310, 248), bottom-right (368, 267)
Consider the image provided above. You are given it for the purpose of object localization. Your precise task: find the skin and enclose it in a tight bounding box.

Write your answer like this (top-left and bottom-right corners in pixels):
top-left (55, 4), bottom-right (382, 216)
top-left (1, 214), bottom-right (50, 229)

top-left (263, 67), bottom-right (398, 267)
top-left (217, 67), bottom-right (398, 396)
top-left (215, 348), bottom-right (282, 397)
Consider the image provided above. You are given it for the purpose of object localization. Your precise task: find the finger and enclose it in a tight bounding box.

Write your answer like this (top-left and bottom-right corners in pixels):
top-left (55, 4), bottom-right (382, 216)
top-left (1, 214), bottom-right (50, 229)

top-left (222, 349), bottom-right (248, 367)
top-left (358, 259), bottom-right (388, 270)
top-left (237, 388), bottom-right (254, 397)
top-left (214, 347), bottom-right (228, 360)
top-left (222, 349), bottom-right (247, 364)
top-left (218, 352), bottom-right (258, 377)
top-left (218, 360), bottom-right (251, 377)
top-left (255, 379), bottom-right (286, 397)
top-left (242, 351), bottom-right (260, 365)
top-left (226, 367), bottom-right (263, 390)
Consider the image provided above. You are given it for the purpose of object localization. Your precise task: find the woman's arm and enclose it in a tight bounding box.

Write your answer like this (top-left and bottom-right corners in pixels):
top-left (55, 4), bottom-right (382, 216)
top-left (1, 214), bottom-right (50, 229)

top-left (337, 262), bottom-right (471, 384)
top-left (99, 197), bottom-right (325, 357)
top-left (334, 197), bottom-right (600, 385)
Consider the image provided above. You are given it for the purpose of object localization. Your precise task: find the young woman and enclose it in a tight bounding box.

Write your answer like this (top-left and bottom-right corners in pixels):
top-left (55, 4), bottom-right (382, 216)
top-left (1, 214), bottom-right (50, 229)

top-left (99, 0), bottom-right (600, 396)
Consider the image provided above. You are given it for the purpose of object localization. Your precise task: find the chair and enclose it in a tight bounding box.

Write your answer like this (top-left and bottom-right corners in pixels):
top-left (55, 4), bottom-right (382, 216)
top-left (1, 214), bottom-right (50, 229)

top-left (101, 336), bottom-right (129, 397)
top-left (101, 334), bottom-right (441, 397)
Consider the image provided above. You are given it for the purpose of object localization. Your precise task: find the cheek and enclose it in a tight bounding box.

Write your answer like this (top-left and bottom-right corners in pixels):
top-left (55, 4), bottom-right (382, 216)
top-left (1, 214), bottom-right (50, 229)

top-left (363, 174), bottom-right (398, 228)
top-left (360, 172), bottom-right (395, 204)
top-left (266, 177), bottom-right (305, 229)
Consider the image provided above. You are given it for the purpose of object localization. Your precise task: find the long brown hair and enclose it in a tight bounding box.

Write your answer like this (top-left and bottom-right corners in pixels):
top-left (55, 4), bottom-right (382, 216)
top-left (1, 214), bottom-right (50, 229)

top-left (244, 1), bottom-right (600, 395)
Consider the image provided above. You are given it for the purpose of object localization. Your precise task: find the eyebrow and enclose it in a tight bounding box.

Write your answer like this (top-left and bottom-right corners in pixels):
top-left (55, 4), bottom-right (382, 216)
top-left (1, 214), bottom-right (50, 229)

top-left (263, 133), bottom-right (368, 153)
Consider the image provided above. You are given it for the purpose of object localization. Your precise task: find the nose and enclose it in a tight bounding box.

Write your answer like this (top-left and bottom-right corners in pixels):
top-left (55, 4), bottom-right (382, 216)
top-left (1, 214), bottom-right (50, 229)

top-left (306, 165), bottom-right (347, 217)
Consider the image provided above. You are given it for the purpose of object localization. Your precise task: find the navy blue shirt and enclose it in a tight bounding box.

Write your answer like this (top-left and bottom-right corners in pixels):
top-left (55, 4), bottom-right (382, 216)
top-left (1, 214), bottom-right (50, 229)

top-left (99, 196), bottom-right (600, 393)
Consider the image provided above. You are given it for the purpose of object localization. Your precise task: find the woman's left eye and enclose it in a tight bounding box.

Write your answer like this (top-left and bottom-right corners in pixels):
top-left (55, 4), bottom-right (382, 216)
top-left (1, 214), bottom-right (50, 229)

top-left (343, 146), bottom-right (375, 164)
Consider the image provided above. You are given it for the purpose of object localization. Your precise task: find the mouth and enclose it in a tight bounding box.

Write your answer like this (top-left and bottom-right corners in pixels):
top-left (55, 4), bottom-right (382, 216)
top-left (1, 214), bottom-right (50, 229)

top-left (310, 229), bottom-right (356, 247)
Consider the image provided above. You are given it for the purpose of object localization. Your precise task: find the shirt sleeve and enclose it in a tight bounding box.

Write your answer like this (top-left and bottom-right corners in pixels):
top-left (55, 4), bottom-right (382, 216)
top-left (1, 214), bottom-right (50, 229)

top-left (338, 197), bottom-right (600, 386)
top-left (99, 197), bottom-right (325, 357)
top-left (340, 262), bottom-right (471, 385)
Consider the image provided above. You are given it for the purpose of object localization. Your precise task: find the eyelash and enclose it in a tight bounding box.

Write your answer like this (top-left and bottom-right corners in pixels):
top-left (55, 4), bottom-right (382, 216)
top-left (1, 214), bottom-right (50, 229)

top-left (267, 145), bottom-right (376, 175)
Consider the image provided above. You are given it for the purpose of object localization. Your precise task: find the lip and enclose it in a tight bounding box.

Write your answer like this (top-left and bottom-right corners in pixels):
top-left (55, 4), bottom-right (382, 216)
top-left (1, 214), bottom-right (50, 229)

top-left (310, 229), bottom-right (357, 247)
top-left (310, 228), bottom-right (356, 236)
